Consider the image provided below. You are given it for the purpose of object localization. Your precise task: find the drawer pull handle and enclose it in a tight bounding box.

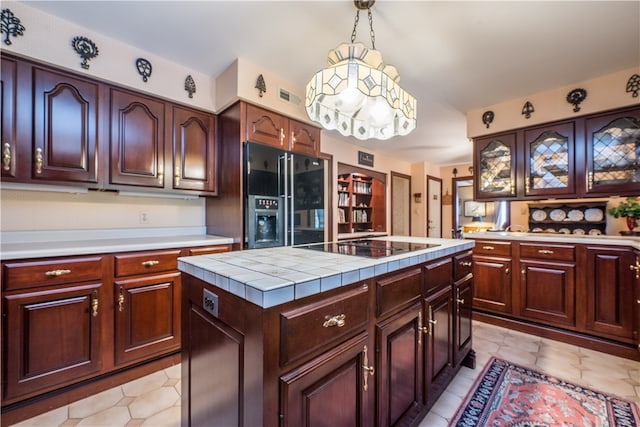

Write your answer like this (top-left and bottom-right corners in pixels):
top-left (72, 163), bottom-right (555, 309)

top-left (3, 142), bottom-right (11, 171)
top-left (631, 261), bottom-right (640, 280)
top-left (482, 245), bottom-right (495, 250)
top-left (417, 311), bottom-right (428, 343)
top-left (362, 345), bottom-right (374, 392)
top-left (460, 261), bottom-right (472, 267)
top-left (427, 306), bottom-right (436, 335)
top-left (538, 249), bottom-right (554, 255)
top-left (291, 131), bottom-right (296, 145)
top-left (279, 128), bottom-right (285, 146)
top-left (141, 260), bottom-right (160, 267)
top-left (45, 269), bottom-right (71, 277)
top-left (91, 290), bottom-right (99, 317)
top-left (35, 147), bottom-right (43, 174)
top-left (323, 314), bottom-right (346, 328)
top-left (118, 287), bottom-right (125, 312)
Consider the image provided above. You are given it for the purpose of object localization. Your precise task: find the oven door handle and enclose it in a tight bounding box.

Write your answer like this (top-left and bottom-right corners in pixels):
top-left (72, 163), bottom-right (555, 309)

top-left (280, 153), bottom-right (289, 246)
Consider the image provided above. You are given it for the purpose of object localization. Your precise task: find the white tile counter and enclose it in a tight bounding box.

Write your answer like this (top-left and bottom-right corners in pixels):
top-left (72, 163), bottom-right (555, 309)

top-left (0, 227), bottom-right (234, 260)
top-left (178, 236), bottom-right (474, 308)
top-left (465, 231), bottom-right (640, 250)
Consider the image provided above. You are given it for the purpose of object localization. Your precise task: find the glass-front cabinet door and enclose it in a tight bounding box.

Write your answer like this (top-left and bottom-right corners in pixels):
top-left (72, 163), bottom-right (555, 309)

top-left (524, 122), bottom-right (575, 197)
top-left (584, 107), bottom-right (640, 196)
top-left (474, 132), bottom-right (517, 200)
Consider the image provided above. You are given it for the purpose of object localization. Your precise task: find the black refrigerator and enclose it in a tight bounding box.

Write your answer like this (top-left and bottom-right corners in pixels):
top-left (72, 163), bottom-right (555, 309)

top-left (244, 142), bottom-right (325, 248)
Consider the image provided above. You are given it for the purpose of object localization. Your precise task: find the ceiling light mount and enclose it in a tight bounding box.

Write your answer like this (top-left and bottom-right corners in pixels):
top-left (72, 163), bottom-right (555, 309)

top-left (305, 0), bottom-right (416, 141)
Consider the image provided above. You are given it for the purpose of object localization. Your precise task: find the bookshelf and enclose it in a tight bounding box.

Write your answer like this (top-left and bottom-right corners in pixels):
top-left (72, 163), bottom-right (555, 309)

top-left (337, 172), bottom-right (384, 234)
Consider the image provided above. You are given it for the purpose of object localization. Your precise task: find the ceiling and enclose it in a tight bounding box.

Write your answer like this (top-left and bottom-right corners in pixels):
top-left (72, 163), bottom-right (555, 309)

top-left (24, 1), bottom-right (640, 166)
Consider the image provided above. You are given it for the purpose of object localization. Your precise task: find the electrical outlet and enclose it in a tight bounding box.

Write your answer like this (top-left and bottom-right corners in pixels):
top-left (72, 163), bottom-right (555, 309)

top-left (139, 211), bottom-right (149, 224)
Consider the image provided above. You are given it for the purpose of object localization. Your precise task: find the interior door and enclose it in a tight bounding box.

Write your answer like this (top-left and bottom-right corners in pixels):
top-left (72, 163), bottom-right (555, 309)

top-left (427, 175), bottom-right (442, 237)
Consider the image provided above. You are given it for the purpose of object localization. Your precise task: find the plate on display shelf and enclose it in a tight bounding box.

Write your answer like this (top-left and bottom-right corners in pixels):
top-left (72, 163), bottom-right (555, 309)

top-left (584, 208), bottom-right (604, 222)
top-left (588, 229), bottom-right (603, 235)
top-left (545, 228), bottom-right (556, 233)
top-left (558, 228), bottom-right (571, 234)
top-left (531, 227), bottom-right (543, 232)
top-left (567, 209), bottom-right (584, 221)
top-left (573, 228), bottom-right (586, 235)
top-left (549, 209), bottom-right (566, 221)
top-left (531, 209), bottom-right (547, 221)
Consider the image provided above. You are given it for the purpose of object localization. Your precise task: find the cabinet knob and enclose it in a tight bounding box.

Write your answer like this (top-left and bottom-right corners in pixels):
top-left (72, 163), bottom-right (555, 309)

top-left (457, 298), bottom-right (465, 305)
top-left (322, 313), bottom-right (346, 328)
top-left (3, 143), bottom-right (11, 171)
top-left (35, 147), bottom-right (43, 174)
top-left (505, 267), bottom-right (510, 275)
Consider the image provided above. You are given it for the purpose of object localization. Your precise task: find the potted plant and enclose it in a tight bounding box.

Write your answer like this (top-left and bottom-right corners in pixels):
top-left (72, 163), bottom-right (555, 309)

top-left (607, 197), bottom-right (640, 235)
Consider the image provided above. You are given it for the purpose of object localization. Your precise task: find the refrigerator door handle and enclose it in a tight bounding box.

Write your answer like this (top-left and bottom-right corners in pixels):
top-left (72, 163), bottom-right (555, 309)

top-left (289, 154), bottom-right (295, 246)
top-left (281, 153), bottom-right (289, 246)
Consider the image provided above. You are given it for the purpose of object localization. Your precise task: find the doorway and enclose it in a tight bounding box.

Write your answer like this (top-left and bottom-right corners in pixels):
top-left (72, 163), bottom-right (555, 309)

top-left (426, 175), bottom-right (442, 237)
top-left (391, 172), bottom-right (411, 236)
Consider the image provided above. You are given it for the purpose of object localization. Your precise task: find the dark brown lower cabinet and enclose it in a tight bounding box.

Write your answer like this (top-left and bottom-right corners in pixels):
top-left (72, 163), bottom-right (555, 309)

top-left (472, 256), bottom-right (512, 314)
top-left (519, 259), bottom-right (575, 328)
top-left (375, 302), bottom-right (423, 427)
top-left (181, 249), bottom-right (473, 427)
top-left (3, 282), bottom-right (105, 401)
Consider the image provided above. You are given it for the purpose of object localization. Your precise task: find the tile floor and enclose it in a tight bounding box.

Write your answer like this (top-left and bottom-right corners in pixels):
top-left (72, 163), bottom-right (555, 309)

top-left (12, 321), bottom-right (640, 427)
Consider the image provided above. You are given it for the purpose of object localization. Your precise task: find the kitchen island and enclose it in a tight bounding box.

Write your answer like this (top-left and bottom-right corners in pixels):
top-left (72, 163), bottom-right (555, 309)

top-left (178, 236), bottom-right (474, 427)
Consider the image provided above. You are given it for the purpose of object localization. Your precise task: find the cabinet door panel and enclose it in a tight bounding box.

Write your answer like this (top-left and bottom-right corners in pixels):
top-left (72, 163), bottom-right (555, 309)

top-left (585, 246), bottom-right (634, 340)
top-left (280, 333), bottom-right (372, 427)
top-left (114, 272), bottom-right (181, 365)
top-left (33, 67), bottom-right (99, 183)
top-left (474, 132), bottom-right (518, 200)
top-left (110, 89), bottom-right (165, 187)
top-left (3, 283), bottom-right (103, 401)
top-left (1, 57), bottom-right (18, 179)
top-left (290, 119), bottom-right (320, 156)
top-left (182, 304), bottom-right (244, 427)
top-left (520, 260), bottom-right (575, 327)
top-left (424, 286), bottom-right (452, 407)
top-left (472, 256), bottom-right (512, 314)
top-left (246, 104), bottom-right (288, 149)
top-left (173, 106), bottom-right (216, 193)
top-left (376, 302), bottom-right (424, 427)
top-left (454, 277), bottom-right (473, 366)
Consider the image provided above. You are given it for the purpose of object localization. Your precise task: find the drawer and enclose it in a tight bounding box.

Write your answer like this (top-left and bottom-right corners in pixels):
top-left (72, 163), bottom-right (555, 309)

top-left (114, 249), bottom-right (182, 277)
top-left (473, 240), bottom-right (512, 257)
top-left (423, 257), bottom-right (452, 294)
top-left (280, 284), bottom-right (369, 367)
top-left (185, 245), bottom-right (232, 256)
top-left (519, 242), bottom-right (575, 261)
top-left (375, 267), bottom-right (422, 318)
top-left (3, 256), bottom-right (104, 291)
top-left (454, 250), bottom-right (473, 281)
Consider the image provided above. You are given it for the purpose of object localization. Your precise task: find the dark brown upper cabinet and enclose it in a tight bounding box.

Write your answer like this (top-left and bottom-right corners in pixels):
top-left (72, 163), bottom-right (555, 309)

top-left (474, 132), bottom-right (518, 200)
top-left (172, 105), bottom-right (217, 194)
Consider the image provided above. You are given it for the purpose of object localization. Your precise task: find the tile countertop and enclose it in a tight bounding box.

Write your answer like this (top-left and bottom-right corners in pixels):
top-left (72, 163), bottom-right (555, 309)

top-left (0, 227), bottom-right (234, 260)
top-left (465, 231), bottom-right (640, 250)
top-left (178, 236), bottom-right (474, 309)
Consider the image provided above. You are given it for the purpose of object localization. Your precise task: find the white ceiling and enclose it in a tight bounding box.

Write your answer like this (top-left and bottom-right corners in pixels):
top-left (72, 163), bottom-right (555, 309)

top-left (25, 1), bottom-right (640, 166)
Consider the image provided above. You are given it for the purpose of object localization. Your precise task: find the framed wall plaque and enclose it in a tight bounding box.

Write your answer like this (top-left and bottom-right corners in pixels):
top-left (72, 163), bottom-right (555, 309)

top-left (358, 151), bottom-right (374, 167)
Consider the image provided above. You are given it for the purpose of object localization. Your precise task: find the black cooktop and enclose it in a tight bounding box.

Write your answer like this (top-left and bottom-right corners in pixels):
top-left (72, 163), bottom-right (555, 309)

top-left (296, 239), bottom-right (440, 258)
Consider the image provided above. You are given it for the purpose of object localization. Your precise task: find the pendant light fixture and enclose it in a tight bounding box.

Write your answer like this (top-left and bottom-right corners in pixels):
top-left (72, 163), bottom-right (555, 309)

top-left (305, 0), bottom-right (417, 141)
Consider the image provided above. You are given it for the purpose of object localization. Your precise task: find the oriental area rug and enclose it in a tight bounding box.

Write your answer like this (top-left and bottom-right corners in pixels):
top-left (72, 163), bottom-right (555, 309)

top-left (449, 357), bottom-right (640, 427)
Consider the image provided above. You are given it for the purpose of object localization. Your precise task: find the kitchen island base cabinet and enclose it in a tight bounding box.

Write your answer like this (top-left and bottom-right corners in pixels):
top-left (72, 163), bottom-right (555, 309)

top-left (180, 247), bottom-right (474, 427)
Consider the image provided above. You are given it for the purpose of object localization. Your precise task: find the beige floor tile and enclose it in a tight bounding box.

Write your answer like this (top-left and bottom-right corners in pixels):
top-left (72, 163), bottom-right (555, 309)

top-left (125, 419), bottom-right (145, 427)
top-left (116, 396), bottom-right (136, 407)
top-left (473, 325), bottom-right (506, 344)
top-left (11, 407), bottom-right (68, 427)
top-left (60, 419), bottom-right (81, 427)
top-left (128, 387), bottom-right (180, 419)
top-left (68, 387), bottom-right (124, 419)
top-left (121, 371), bottom-right (168, 398)
top-left (503, 334), bottom-right (540, 353)
top-left (417, 411), bottom-right (449, 427)
top-left (163, 364), bottom-right (181, 380)
top-left (579, 357), bottom-right (632, 379)
top-left (580, 369), bottom-right (637, 398)
top-left (75, 407), bottom-right (131, 427)
top-left (534, 356), bottom-right (582, 383)
top-left (429, 390), bottom-right (463, 420)
top-left (163, 378), bottom-right (179, 387)
top-left (443, 372), bottom-right (475, 399)
top-left (472, 336), bottom-right (501, 354)
top-left (141, 406), bottom-right (181, 427)
top-left (538, 337), bottom-right (582, 354)
top-left (495, 346), bottom-right (537, 368)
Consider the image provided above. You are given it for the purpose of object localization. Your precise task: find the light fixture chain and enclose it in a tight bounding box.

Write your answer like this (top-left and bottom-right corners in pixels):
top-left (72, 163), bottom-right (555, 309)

top-left (367, 8), bottom-right (375, 49)
top-left (351, 9), bottom-right (360, 44)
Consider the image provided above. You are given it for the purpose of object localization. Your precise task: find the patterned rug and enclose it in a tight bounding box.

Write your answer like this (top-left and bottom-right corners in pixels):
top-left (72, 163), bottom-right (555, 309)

top-left (449, 357), bottom-right (640, 427)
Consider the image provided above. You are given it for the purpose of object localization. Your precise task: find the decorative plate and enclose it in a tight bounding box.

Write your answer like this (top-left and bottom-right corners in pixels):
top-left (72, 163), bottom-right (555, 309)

top-left (588, 229), bottom-right (602, 235)
top-left (531, 210), bottom-right (547, 221)
top-left (584, 208), bottom-right (604, 222)
top-left (532, 227), bottom-right (543, 232)
top-left (558, 228), bottom-right (571, 234)
top-left (545, 228), bottom-right (556, 233)
top-left (567, 209), bottom-right (584, 221)
top-left (573, 228), bottom-right (586, 235)
top-left (549, 209), bottom-right (566, 221)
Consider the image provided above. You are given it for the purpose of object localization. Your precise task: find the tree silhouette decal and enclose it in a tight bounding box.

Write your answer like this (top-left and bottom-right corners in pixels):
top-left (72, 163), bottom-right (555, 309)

top-left (1, 8), bottom-right (25, 46)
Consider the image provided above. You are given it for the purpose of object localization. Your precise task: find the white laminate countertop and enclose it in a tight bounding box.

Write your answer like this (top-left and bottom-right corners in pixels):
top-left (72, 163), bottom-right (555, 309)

top-left (178, 236), bottom-right (474, 309)
top-left (0, 227), bottom-right (234, 260)
top-left (465, 231), bottom-right (640, 250)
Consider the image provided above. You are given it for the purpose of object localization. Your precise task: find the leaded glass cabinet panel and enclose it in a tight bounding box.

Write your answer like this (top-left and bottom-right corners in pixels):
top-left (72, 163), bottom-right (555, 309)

top-left (474, 132), bottom-right (517, 200)
top-left (585, 107), bottom-right (640, 196)
top-left (524, 122), bottom-right (575, 197)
